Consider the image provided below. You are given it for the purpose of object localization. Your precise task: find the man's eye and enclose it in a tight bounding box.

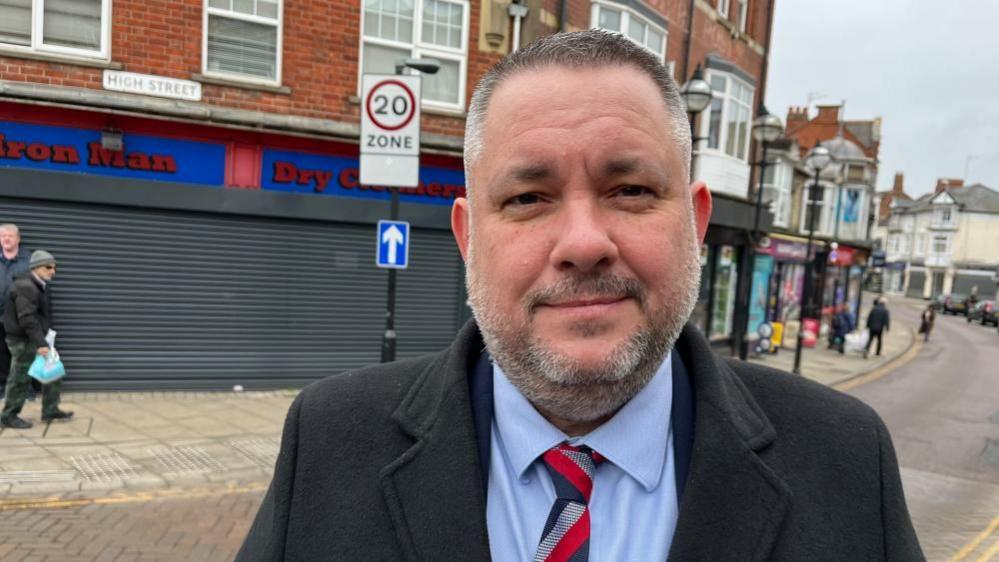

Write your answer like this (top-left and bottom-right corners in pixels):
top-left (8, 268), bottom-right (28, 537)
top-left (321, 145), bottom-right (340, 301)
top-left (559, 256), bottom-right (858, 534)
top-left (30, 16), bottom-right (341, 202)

top-left (508, 193), bottom-right (541, 206)
top-left (618, 185), bottom-right (651, 197)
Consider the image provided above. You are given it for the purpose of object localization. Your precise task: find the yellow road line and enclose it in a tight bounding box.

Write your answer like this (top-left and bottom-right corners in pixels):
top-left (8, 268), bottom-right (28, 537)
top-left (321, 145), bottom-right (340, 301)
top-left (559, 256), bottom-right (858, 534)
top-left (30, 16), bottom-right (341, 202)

top-left (976, 537), bottom-right (999, 562)
top-left (949, 516), bottom-right (999, 562)
top-left (834, 327), bottom-right (923, 391)
top-left (0, 482), bottom-right (269, 511)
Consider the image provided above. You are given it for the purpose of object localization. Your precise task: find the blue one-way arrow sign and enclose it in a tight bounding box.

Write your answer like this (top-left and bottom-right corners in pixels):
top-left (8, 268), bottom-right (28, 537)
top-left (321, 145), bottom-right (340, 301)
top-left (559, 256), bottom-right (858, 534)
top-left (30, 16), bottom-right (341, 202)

top-left (377, 220), bottom-right (410, 269)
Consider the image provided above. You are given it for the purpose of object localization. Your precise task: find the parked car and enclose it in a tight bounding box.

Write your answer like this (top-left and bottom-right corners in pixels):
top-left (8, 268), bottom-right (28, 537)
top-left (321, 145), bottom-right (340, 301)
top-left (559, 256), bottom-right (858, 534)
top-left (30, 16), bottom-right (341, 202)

top-left (937, 293), bottom-right (970, 315)
top-left (967, 300), bottom-right (998, 326)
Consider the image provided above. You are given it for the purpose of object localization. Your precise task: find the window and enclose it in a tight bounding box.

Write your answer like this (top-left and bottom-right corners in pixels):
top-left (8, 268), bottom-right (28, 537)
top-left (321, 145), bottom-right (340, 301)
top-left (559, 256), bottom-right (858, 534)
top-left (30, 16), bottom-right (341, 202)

top-left (888, 235), bottom-right (898, 254)
top-left (205, 0), bottom-right (282, 83)
top-left (702, 71), bottom-right (754, 160)
top-left (932, 235), bottom-right (949, 255)
top-left (846, 163), bottom-right (865, 182)
top-left (717, 0), bottom-right (730, 17)
top-left (801, 184), bottom-right (832, 235)
top-left (591, 2), bottom-right (666, 59)
top-left (710, 245), bottom-right (739, 339)
top-left (915, 234), bottom-right (926, 255)
top-left (934, 206), bottom-right (954, 225)
top-left (737, 0), bottom-right (748, 32)
top-left (361, 0), bottom-right (469, 110)
top-left (762, 161), bottom-right (791, 227)
top-left (0, 0), bottom-right (110, 59)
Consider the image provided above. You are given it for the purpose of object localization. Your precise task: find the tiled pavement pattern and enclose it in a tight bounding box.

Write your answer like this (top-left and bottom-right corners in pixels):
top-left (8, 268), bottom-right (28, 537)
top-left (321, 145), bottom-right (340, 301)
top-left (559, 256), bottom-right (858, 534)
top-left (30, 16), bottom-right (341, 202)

top-left (0, 487), bottom-right (265, 561)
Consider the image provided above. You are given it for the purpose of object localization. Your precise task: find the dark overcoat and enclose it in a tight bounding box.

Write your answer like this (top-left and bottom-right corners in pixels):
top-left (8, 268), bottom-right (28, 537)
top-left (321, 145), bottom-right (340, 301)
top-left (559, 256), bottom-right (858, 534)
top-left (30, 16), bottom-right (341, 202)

top-left (237, 322), bottom-right (923, 561)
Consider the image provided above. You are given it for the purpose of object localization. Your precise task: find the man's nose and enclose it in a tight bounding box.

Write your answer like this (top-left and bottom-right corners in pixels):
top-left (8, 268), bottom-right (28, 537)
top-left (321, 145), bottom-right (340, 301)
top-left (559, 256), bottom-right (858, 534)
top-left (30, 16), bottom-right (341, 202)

top-left (548, 197), bottom-right (619, 273)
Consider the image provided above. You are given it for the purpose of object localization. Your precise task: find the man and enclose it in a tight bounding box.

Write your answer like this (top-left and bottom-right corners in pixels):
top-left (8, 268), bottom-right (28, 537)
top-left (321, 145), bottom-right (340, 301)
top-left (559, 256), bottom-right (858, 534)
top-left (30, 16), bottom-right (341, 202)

top-left (239, 31), bottom-right (921, 560)
top-left (2, 250), bottom-right (73, 429)
top-left (1, 223), bottom-right (32, 395)
top-left (865, 297), bottom-right (891, 358)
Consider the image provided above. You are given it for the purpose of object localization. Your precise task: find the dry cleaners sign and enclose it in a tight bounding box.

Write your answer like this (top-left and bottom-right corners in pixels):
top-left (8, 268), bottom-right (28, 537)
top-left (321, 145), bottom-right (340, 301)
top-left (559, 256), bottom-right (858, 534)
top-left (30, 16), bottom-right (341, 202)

top-left (103, 70), bottom-right (202, 101)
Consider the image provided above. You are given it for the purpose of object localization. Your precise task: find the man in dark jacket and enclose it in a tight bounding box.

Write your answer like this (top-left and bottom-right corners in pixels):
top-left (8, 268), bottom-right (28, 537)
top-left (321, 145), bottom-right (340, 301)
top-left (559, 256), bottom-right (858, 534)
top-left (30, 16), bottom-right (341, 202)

top-left (239, 31), bottom-right (921, 560)
top-left (0, 223), bottom-right (32, 395)
top-left (2, 250), bottom-right (73, 429)
top-left (865, 297), bottom-right (892, 358)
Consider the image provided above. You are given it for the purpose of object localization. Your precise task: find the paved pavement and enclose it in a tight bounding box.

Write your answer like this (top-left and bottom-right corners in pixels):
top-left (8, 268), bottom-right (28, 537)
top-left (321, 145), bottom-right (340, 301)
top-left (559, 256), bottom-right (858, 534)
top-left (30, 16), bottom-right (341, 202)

top-left (747, 294), bottom-right (916, 389)
top-left (0, 304), bottom-right (924, 561)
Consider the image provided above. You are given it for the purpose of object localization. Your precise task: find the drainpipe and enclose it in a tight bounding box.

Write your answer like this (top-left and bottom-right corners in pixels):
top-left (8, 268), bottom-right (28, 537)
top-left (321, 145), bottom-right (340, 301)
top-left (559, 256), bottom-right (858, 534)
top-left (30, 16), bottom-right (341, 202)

top-left (508, 1), bottom-right (528, 52)
top-left (681, 0), bottom-right (696, 79)
top-left (559, 0), bottom-right (568, 32)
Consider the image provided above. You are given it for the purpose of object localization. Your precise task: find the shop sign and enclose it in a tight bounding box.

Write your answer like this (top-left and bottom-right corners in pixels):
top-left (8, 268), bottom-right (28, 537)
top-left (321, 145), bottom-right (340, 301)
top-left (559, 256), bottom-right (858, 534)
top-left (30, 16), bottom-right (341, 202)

top-left (758, 237), bottom-right (809, 261)
top-left (828, 245), bottom-right (857, 266)
top-left (871, 250), bottom-right (886, 268)
top-left (262, 149), bottom-right (464, 206)
top-left (0, 121), bottom-right (224, 185)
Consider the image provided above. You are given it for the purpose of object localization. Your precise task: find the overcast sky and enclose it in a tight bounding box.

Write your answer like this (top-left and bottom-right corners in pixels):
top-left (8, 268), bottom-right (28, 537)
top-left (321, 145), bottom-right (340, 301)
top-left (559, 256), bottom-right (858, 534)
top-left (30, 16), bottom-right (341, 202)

top-left (765, 1), bottom-right (999, 197)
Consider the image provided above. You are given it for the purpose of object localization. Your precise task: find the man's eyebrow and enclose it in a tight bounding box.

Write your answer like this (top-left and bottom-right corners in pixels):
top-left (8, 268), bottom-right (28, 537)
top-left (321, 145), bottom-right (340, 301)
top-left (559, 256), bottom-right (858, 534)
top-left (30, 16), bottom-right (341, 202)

top-left (603, 157), bottom-right (672, 187)
top-left (505, 163), bottom-right (554, 183)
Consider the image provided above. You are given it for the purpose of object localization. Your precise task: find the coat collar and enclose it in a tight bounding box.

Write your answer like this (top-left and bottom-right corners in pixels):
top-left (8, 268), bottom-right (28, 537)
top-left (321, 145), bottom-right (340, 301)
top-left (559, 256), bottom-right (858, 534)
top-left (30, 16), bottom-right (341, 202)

top-left (381, 321), bottom-right (791, 561)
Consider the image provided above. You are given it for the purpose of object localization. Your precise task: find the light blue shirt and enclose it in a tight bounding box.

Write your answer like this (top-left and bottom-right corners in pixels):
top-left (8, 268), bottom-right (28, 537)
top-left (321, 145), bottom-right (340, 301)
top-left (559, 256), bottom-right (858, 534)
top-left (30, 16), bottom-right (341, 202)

top-left (486, 354), bottom-right (677, 561)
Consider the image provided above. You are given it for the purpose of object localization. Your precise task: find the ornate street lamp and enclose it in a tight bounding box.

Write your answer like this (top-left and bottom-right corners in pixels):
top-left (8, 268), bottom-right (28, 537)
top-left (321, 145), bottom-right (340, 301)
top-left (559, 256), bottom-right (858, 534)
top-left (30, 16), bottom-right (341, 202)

top-left (792, 144), bottom-right (834, 375)
top-left (679, 65), bottom-right (712, 182)
top-left (738, 105), bottom-right (784, 360)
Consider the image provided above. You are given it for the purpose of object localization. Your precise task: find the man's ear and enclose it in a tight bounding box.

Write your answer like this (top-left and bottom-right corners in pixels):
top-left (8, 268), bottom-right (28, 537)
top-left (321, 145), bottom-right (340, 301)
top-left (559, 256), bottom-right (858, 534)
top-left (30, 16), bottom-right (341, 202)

top-left (689, 180), bottom-right (712, 243)
top-left (451, 197), bottom-right (471, 262)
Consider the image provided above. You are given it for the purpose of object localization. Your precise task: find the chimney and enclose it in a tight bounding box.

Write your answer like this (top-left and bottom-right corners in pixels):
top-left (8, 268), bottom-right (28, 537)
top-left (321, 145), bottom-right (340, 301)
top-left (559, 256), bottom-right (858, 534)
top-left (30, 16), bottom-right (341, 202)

top-left (892, 172), bottom-right (904, 195)
top-left (786, 106), bottom-right (809, 127)
top-left (815, 104), bottom-right (841, 123)
top-left (935, 178), bottom-right (964, 193)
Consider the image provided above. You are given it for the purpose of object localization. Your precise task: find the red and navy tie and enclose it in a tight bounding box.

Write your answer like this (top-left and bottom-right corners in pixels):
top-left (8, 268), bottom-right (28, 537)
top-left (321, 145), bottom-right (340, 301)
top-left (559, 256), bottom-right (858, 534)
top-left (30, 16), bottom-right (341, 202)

top-left (534, 443), bottom-right (605, 562)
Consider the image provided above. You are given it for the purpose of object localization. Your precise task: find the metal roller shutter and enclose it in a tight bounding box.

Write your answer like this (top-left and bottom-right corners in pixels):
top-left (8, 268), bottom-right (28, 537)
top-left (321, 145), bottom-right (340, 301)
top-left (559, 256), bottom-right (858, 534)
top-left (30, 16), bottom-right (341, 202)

top-left (951, 276), bottom-right (997, 299)
top-left (906, 271), bottom-right (925, 299)
top-left (1, 196), bottom-right (465, 390)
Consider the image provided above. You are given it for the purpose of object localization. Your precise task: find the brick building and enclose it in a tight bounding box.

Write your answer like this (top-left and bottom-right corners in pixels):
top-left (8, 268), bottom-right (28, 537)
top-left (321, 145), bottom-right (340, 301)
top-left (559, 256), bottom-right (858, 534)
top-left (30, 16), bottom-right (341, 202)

top-left (0, 0), bottom-right (776, 388)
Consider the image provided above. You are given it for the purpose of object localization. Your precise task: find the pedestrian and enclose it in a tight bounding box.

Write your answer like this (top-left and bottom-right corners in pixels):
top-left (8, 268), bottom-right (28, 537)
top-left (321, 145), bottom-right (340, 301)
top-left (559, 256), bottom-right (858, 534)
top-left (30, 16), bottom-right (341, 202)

top-left (919, 305), bottom-right (936, 342)
top-left (1, 223), bottom-right (32, 397)
top-left (864, 297), bottom-right (891, 358)
top-left (1, 250), bottom-right (73, 429)
top-left (238, 30), bottom-right (921, 560)
top-left (828, 303), bottom-right (854, 354)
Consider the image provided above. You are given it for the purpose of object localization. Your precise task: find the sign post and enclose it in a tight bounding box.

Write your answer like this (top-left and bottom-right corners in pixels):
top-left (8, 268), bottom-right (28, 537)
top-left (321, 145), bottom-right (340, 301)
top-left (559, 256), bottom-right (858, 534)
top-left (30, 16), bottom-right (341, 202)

top-left (360, 74), bottom-right (422, 363)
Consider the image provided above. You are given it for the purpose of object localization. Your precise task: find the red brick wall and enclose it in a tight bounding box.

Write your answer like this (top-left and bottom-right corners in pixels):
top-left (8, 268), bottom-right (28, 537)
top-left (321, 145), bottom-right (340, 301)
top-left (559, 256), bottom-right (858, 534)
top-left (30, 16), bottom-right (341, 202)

top-left (0, 0), bottom-right (773, 139)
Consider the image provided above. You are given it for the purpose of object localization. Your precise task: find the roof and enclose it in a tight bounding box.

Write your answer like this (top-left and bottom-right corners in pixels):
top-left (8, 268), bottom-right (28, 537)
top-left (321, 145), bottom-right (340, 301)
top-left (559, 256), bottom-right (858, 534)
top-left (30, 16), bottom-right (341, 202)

top-left (894, 184), bottom-right (999, 214)
top-left (820, 135), bottom-right (869, 162)
top-left (844, 120), bottom-right (879, 150)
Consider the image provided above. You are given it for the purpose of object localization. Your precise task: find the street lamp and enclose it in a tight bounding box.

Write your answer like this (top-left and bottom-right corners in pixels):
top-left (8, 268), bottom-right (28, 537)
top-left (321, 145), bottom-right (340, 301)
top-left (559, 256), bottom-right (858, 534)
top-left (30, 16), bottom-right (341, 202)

top-left (739, 105), bottom-right (784, 360)
top-left (792, 144), bottom-right (833, 375)
top-left (679, 65), bottom-right (712, 182)
top-left (381, 58), bottom-right (440, 364)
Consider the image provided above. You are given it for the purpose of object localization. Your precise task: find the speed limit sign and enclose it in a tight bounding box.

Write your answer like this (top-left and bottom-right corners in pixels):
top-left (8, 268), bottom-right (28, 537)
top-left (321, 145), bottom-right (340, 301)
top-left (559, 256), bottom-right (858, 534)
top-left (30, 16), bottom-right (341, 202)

top-left (360, 74), bottom-right (421, 187)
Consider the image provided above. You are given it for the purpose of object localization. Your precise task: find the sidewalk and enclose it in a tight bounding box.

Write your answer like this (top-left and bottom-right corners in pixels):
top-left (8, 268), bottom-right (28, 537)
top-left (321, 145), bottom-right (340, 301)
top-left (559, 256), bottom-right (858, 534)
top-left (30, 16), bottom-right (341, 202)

top-left (748, 294), bottom-right (919, 387)
top-left (0, 390), bottom-right (296, 502)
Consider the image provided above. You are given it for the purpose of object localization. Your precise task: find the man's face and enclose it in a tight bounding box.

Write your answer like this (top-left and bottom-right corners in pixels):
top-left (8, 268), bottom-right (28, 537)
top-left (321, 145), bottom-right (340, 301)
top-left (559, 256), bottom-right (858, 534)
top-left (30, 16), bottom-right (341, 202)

top-left (452, 65), bottom-right (712, 422)
top-left (35, 264), bottom-right (56, 282)
top-left (0, 228), bottom-right (19, 253)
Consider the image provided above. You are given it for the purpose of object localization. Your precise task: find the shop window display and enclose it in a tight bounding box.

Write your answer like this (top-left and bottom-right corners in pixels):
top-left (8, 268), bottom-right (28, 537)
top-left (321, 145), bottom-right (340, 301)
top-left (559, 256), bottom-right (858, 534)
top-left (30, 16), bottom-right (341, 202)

top-left (710, 245), bottom-right (739, 339)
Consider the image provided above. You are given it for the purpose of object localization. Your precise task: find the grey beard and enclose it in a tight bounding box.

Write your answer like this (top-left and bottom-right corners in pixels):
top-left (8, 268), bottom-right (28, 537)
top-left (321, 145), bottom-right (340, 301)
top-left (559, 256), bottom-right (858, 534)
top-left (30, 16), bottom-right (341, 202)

top-left (468, 260), bottom-right (700, 424)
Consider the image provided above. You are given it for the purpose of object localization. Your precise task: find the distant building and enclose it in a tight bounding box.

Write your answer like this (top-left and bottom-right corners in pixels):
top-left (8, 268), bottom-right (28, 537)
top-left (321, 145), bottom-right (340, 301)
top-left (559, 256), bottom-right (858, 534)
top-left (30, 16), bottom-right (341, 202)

top-left (885, 180), bottom-right (999, 300)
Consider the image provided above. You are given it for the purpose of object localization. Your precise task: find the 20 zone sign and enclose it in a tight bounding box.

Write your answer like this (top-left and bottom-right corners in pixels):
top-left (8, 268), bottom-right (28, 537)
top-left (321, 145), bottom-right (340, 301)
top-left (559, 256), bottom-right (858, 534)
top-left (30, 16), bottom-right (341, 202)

top-left (361, 76), bottom-right (420, 156)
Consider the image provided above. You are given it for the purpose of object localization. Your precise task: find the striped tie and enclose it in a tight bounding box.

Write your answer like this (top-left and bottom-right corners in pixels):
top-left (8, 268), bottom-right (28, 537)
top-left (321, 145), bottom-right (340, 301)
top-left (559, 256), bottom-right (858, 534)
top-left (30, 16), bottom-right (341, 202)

top-left (534, 443), bottom-right (604, 562)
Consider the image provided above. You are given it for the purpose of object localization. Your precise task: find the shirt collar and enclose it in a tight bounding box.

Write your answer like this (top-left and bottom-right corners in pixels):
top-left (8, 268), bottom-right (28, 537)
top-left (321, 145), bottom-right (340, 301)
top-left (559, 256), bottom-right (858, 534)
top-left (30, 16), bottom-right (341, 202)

top-left (492, 352), bottom-right (673, 492)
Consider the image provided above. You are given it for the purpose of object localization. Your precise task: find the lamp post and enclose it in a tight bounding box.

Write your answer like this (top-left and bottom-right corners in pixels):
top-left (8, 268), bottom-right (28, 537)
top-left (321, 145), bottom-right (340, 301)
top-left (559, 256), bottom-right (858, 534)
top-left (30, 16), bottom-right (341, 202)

top-left (792, 144), bottom-right (833, 375)
top-left (738, 105), bottom-right (784, 360)
top-left (679, 64), bottom-right (712, 182)
top-left (381, 58), bottom-right (439, 364)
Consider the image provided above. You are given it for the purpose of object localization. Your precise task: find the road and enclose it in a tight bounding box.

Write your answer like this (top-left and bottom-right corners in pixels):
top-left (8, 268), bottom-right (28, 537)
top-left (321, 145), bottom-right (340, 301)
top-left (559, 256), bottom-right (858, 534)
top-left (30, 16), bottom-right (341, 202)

top-left (847, 297), bottom-right (999, 561)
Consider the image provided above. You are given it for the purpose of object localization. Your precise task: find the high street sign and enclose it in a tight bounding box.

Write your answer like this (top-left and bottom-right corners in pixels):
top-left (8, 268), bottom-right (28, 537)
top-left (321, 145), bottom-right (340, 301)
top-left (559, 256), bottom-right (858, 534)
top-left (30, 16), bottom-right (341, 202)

top-left (360, 74), bottom-right (421, 188)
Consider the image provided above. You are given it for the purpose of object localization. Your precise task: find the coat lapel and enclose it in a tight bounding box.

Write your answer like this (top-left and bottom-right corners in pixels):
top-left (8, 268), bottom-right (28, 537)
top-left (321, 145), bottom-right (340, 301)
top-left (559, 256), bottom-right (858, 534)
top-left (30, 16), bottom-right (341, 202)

top-left (379, 323), bottom-right (492, 562)
top-left (668, 325), bottom-right (792, 561)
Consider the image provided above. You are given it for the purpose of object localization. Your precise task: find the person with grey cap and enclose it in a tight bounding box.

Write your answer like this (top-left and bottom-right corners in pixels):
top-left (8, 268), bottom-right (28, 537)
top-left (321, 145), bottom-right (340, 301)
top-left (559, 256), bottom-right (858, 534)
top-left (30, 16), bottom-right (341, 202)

top-left (1, 223), bottom-right (32, 397)
top-left (2, 249), bottom-right (73, 429)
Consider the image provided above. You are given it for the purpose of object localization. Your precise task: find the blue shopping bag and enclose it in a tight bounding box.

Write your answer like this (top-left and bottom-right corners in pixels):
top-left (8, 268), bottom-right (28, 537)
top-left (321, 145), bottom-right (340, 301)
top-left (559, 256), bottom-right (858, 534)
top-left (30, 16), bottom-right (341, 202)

top-left (28, 352), bottom-right (66, 384)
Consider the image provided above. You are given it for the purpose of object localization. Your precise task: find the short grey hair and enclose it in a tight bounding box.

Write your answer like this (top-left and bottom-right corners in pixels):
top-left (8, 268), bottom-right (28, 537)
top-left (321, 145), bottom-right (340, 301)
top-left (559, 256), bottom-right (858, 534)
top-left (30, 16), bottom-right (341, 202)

top-left (0, 223), bottom-right (20, 236)
top-left (463, 29), bottom-right (692, 192)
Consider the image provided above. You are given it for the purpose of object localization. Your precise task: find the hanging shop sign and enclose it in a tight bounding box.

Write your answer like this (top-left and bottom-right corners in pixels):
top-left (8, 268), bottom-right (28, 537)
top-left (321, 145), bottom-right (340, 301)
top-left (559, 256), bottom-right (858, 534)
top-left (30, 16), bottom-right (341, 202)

top-left (262, 149), bottom-right (465, 206)
top-left (756, 236), bottom-right (810, 262)
top-left (0, 121), bottom-right (225, 185)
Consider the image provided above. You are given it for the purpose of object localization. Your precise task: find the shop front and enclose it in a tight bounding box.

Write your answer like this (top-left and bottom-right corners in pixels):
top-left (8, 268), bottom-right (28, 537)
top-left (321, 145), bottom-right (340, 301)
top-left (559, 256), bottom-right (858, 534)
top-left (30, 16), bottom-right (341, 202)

top-left (820, 244), bottom-right (869, 322)
top-left (746, 234), bottom-right (812, 349)
top-left (0, 103), bottom-right (469, 390)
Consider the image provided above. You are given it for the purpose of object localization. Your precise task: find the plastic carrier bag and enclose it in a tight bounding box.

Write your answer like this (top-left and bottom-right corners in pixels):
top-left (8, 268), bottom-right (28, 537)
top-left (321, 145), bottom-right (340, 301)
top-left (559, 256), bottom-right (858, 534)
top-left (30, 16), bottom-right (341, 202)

top-left (27, 330), bottom-right (66, 384)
